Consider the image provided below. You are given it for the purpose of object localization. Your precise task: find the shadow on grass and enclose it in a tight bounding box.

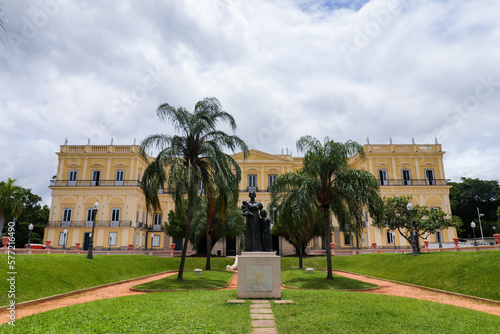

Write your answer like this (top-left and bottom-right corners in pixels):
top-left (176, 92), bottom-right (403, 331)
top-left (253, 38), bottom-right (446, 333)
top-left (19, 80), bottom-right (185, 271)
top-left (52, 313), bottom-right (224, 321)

top-left (282, 269), bottom-right (378, 290)
top-left (132, 270), bottom-right (235, 291)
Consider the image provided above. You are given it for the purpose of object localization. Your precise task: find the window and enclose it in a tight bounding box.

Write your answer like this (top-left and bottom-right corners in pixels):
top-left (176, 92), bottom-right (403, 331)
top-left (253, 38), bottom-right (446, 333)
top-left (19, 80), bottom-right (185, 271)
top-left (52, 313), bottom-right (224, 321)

top-left (115, 170), bottom-right (125, 186)
top-left (108, 232), bottom-right (118, 246)
top-left (135, 233), bottom-right (139, 246)
top-left (86, 208), bottom-right (96, 227)
top-left (248, 174), bottom-right (257, 191)
top-left (425, 169), bottom-right (435, 185)
top-left (435, 230), bottom-right (443, 243)
top-left (364, 210), bottom-right (369, 227)
top-left (386, 230), bottom-right (395, 244)
top-left (378, 169), bottom-right (388, 186)
top-left (401, 169), bottom-right (412, 185)
top-left (110, 208), bottom-right (121, 227)
top-left (62, 208), bottom-right (72, 227)
top-left (153, 213), bottom-right (162, 230)
top-left (152, 235), bottom-right (160, 247)
top-left (141, 234), bottom-right (145, 247)
top-left (344, 232), bottom-right (352, 245)
top-left (136, 210), bottom-right (140, 226)
top-left (58, 231), bottom-right (68, 246)
top-left (68, 170), bottom-right (78, 186)
top-left (91, 170), bottom-right (101, 186)
top-left (365, 232), bottom-right (369, 245)
top-left (268, 174), bottom-right (277, 190)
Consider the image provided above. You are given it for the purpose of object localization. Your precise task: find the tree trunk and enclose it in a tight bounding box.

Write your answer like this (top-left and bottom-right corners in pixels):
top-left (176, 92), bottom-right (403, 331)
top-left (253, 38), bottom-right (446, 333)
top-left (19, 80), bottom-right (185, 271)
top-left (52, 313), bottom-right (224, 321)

top-left (323, 207), bottom-right (333, 279)
top-left (205, 232), bottom-right (212, 270)
top-left (298, 240), bottom-right (303, 269)
top-left (0, 210), bottom-right (5, 235)
top-left (177, 207), bottom-right (192, 280)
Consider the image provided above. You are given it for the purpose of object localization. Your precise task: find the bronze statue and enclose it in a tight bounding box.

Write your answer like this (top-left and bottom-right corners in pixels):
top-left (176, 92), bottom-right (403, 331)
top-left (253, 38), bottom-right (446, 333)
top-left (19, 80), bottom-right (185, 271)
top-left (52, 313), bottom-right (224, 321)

top-left (242, 191), bottom-right (272, 252)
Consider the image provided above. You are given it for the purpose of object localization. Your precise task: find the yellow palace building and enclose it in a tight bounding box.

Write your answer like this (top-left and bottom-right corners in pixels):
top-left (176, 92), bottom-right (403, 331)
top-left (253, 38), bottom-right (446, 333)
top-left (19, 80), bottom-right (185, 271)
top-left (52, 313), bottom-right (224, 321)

top-left (43, 139), bottom-right (456, 255)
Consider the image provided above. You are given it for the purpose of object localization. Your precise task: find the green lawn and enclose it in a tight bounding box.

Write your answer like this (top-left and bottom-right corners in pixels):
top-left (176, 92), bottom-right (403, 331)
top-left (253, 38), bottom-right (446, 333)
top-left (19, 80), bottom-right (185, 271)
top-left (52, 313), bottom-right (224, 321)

top-left (3, 289), bottom-right (499, 333)
top-left (132, 270), bottom-right (235, 290)
top-left (0, 254), bottom-right (234, 306)
top-left (281, 251), bottom-right (500, 301)
top-left (2, 251), bottom-right (499, 306)
top-left (281, 269), bottom-right (377, 290)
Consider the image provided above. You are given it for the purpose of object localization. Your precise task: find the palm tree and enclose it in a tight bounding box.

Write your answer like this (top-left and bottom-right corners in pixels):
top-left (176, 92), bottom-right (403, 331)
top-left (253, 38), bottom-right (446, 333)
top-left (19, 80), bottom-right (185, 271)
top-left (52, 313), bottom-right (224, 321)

top-left (0, 178), bottom-right (24, 234)
top-left (270, 173), bottom-right (323, 268)
top-left (272, 136), bottom-right (383, 279)
top-left (140, 97), bottom-right (248, 280)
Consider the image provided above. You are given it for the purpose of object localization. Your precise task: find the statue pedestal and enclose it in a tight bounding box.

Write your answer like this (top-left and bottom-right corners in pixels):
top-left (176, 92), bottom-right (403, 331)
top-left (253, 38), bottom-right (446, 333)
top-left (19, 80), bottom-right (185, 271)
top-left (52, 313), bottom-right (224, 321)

top-left (237, 252), bottom-right (281, 299)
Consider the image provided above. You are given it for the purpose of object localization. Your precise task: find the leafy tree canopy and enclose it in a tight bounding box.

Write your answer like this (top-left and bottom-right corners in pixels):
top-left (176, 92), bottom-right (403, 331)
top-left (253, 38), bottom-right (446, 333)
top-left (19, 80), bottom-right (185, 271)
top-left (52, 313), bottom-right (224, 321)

top-left (449, 177), bottom-right (500, 238)
top-left (376, 195), bottom-right (462, 252)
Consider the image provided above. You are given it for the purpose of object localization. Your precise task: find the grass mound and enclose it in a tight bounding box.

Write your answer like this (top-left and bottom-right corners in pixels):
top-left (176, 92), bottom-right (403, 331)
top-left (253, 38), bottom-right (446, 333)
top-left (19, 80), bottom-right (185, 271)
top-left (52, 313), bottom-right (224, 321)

top-left (132, 270), bottom-right (234, 290)
top-left (281, 250), bottom-right (500, 301)
top-left (281, 269), bottom-right (377, 290)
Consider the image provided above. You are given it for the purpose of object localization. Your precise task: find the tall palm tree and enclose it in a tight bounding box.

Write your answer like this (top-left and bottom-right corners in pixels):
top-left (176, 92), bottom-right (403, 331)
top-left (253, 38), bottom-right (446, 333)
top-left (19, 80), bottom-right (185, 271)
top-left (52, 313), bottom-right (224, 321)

top-left (270, 173), bottom-right (323, 268)
top-left (0, 178), bottom-right (24, 234)
top-left (272, 136), bottom-right (383, 279)
top-left (140, 97), bottom-right (248, 280)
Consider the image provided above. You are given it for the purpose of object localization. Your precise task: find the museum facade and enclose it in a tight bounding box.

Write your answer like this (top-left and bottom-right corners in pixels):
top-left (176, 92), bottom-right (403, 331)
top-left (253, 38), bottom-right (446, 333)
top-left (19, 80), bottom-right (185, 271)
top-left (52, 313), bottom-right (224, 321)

top-left (43, 140), bottom-right (456, 255)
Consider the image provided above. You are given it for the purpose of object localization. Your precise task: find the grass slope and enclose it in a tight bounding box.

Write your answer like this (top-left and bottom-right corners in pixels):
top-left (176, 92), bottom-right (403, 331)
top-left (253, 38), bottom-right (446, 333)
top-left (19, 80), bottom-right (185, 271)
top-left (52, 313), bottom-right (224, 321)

top-left (0, 254), bottom-right (234, 306)
top-left (281, 251), bottom-right (500, 301)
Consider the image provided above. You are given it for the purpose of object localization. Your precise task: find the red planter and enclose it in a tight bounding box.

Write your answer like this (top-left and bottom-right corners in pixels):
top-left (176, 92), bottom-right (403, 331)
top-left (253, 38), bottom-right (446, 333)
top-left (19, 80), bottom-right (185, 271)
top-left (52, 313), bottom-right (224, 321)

top-left (75, 242), bottom-right (81, 250)
top-left (494, 234), bottom-right (500, 245)
top-left (2, 236), bottom-right (10, 248)
top-left (453, 237), bottom-right (459, 247)
top-left (170, 243), bottom-right (176, 250)
top-left (371, 242), bottom-right (377, 250)
top-left (128, 243), bottom-right (134, 250)
top-left (424, 241), bottom-right (429, 249)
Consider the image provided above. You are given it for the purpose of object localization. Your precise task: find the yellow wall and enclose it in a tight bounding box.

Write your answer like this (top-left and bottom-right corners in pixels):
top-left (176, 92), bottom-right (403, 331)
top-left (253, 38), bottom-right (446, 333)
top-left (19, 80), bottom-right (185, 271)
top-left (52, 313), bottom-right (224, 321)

top-left (45, 142), bottom-right (457, 251)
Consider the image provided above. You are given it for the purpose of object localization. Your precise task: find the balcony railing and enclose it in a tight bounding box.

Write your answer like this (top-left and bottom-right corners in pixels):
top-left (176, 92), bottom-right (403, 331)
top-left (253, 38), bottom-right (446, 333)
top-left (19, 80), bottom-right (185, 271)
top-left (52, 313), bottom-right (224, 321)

top-left (49, 180), bottom-right (141, 187)
top-left (47, 220), bottom-right (133, 228)
top-left (378, 179), bottom-right (448, 186)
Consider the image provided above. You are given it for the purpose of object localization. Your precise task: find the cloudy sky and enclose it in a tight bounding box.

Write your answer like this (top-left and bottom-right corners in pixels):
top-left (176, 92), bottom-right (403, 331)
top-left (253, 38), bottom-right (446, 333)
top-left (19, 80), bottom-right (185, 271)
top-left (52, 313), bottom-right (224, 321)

top-left (1, 0), bottom-right (499, 205)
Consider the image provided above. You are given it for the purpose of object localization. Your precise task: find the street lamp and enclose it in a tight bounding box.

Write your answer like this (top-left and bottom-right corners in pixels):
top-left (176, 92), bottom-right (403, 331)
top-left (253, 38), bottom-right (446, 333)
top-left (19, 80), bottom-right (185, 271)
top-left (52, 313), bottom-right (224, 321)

top-left (27, 223), bottom-right (34, 249)
top-left (407, 202), bottom-right (418, 256)
top-left (471, 221), bottom-right (477, 246)
top-left (477, 208), bottom-right (485, 245)
top-left (86, 201), bottom-right (100, 259)
top-left (151, 233), bottom-right (154, 251)
top-left (62, 229), bottom-right (68, 250)
top-left (108, 235), bottom-right (112, 251)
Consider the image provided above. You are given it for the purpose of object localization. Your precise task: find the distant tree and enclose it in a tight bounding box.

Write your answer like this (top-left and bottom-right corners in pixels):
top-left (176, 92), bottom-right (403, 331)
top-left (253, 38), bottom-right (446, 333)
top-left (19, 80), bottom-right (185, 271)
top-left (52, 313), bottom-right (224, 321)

top-left (14, 188), bottom-right (49, 248)
top-left (271, 136), bottom-right (383, 279)
top-left (376, 195), bottom-right (462, 252)
top-left (270, 173), bottom-right (323, 268)
top-left (140, 97), bottom-right (248, 279)
top-left (191, 194), bottom-right (244, 261)
top-left (0, 178), bottom-right (24, 235)
top-left (449, 177), bottom-right (500, 238)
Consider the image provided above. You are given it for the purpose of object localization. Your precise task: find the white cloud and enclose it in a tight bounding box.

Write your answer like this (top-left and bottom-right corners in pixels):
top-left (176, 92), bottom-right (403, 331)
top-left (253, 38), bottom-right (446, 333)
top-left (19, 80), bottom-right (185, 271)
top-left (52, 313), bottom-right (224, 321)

top-left (1, 0), bottom-right (499, 205)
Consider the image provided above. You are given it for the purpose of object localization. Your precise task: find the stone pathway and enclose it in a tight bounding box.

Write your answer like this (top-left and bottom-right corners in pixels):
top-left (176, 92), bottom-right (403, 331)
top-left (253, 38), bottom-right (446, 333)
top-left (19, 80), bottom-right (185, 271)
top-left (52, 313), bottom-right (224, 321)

top-left (228, 299), bottom-right (294, 334)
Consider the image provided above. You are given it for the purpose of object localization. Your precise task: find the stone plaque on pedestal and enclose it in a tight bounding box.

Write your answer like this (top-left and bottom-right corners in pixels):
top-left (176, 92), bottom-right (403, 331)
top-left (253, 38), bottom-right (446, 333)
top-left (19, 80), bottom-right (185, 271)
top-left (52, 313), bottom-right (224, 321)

top-left (237, 252), bottom-right (281, 299)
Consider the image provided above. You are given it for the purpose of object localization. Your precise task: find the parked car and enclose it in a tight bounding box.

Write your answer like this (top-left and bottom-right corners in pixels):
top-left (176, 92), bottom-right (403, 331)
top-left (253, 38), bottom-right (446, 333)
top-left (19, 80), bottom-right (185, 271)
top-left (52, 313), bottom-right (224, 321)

top-left (24, 244), bottom-right (46, 249)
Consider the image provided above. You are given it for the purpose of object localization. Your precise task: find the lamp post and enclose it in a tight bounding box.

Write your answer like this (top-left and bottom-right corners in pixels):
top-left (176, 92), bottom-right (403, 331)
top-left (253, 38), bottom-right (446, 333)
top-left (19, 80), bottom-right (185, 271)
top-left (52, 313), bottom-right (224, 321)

top-left (86, 201), bottom-right (100, 259)
top-left (62, 229), bottom-right (68, 250)
top-left (477, 207), bottom-right (485, 245)
top-left (471, 221), bottom-right (477, 246)
top-left (407, 203), bottom-right (418, 256)
top-left (108, 235), bottom-right (112, 251)
top-left (151, 233), bottom-right (154, 251)
top-left (27, 223), bottom-right (34, 249)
